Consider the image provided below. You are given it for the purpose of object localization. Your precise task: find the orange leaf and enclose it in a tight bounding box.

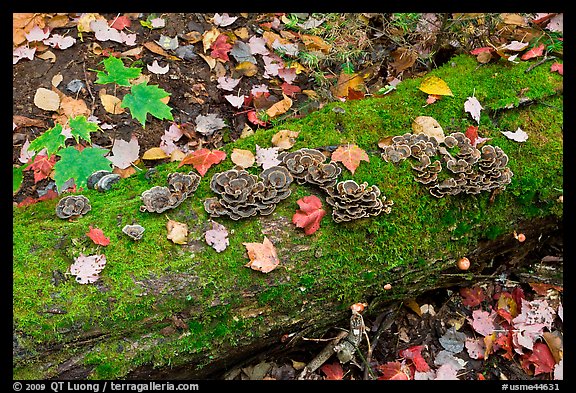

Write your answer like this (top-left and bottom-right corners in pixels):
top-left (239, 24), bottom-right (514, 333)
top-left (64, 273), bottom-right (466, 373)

top-left (178, 148), bottom-right (226, 176)
top-left (320, 362), bottom-right (344, 380)
top-left (243, 237), bottom-right (280, 273)
top-left (292, 195), bottom-right (326, 235)
top-left (331, 144), bottom-right (369, 174)
top-left (265, 94), bottom-right (292, 118)
top-left (25, 154), bottom-right (56, 183)
top-left (86, 226), bottom-right (110, 246)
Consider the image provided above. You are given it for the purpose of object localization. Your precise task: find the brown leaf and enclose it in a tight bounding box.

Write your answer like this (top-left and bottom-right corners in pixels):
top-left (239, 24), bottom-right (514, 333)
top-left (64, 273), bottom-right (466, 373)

top-left (266, 94), bottom-right (292, 118)
top-left (271, 129), bottom-right (299, 151)
top-left (143, 41), bottom-right (181, 61)
top-left (243, 237), bottom-right (280, 274)
top-left (542, 331), bottom-right (563, 364)
top-left (332, 72), bottom-right (364, 98)
top-left (142, 147), bottom-right (169, 160)
top-left (33, 87), bottom-right (60, 111)
top-left (99, 89), bottom-right (125, 114)
top-left (391, 47), bottom-right (419, 72)
top-left (166, 219), bottom-right (188, 245)
top-left (230, 148), bottom-right (255, 168)
top-left (53, 95), bottom-right (90, 125)
top-left (301, 34), bottom-right (331, 53)
top-left (13, 115), bottom-right (46, 129)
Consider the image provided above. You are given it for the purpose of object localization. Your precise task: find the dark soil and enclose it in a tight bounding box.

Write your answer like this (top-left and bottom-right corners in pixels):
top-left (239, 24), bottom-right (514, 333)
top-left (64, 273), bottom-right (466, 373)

top-left (13, 13), bottom-right (563, 381)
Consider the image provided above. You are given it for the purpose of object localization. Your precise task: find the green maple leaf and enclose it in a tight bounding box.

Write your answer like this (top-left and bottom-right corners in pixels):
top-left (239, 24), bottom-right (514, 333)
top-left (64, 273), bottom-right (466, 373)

top-left (54, 146), bottom-right (112, 192)
top-left (121, 81), bottom-right (173, 128)
top-left (94, 56), bottom-right (142, 86)
top-left (13, 166), bottom-right (24, 195)
top-left (69, 115), bottom-right (101, 144)
top-left (28, 124), bottom-right (67, 157)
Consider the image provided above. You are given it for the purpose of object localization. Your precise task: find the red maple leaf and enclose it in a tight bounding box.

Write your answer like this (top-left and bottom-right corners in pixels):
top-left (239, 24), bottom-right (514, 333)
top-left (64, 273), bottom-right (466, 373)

top-left (520, 342), bottom-right (556, 375)
top-left (377, 361), bottom-right (411, 380)
top-left (465, 125), bottom-right (479, 147)
top-left (178, 148), bottom-right (226, 176)
top-left (247, 110), bottom-right (269, 127)
top-left (320, 362), bottom-right (344, 380)
top-left (25, 154), bottom-right (56, 183)
top-left (496, 331), bottom-right (515, 360)
top-left (86, 226), bottom-right (111, 246)
top-left (521, 44), bottom-right (545, 60)
top-left (281, 82), bottom-right (301, 97)
top-left (550, 62), bottom-right (563, 75)
top-left (399, 345), bottom-right (430, 372)
top-left (470, 46), bottom-right (494, 55)
top-left (331, 144), bottom-right (369, 174)
top-left (110, 15), bottom-right (131, 30)
top-left (460, 286), bottom-right (486, 307)
top-left (210, 34), bottom-right (232, 61)
top-left (292, 195), bottom-right (326, 235)
top-left (17, 189), bottom-right (60, 207)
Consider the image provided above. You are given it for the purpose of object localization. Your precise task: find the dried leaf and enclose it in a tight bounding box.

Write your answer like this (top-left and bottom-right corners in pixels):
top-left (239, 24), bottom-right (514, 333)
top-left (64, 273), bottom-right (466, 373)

top-left (377, 362), bottom-right (411, 380)
top-left (210, 34), bottom-right (232, 61)
top-left (34, 87), bottom-right (60, 111)
top-left (204, 221), bottom-right (229, 252)
top-left (501, 127), bottom-right (528, 142)
top-left (243, 237), bottom-right (280, 273)
top-left (412, 116), bottom-right (445, 142)
top-left (399, 345), bottom-right (430, 372)
top-left (230, 148), bottom-right (255, 168)
top-left (460, 286), bottom-right (486, 307)
top-left (107, 135), bottom-right (140, 169)
top-left (521, 342), bottom-right (556, 375)
top-left (25, 153), bottom-right (56, 183)
top-left (332, 72), bottom-right (364, 98)
top-left (99, 90), bottom-right (125, 114)
top-left (178, 148), bottom-right (226, 176)
top-left (468, 309), bottom-right (497, 336)
top-left (439, 326), bottom-right (467, 353)
top-left (235, 61), bottom-right (259, 76)
top-left (418, 76), bottom-right (453, 96)
top-left (86, 226), bottom-right (110, 246)
top-left (464, 96), bottom-right (483, 124)
top-left (70, 253), bottom-right (107, 284)
top-left (331, 144), bottom-right (369, 174)
top-left (391, 47), bottom-right (418, 72)
top-left (216, 76), bottom-right (241, 91)
top-left (195, 113), bottom-right (227, 136)
top-left (142, 147), bottom-right (169, 160)
top-left (550, 62), bottom-right (563, 75)
top-left (166, 219), bottom-right (188, 245)
top-left (224, 94), bottom-right (245, 108)
top-left (465, 337), bottom-right (485, 360)
top-left (147, 60), bottom-right (169, 75)
top-left (292, 195), bottom-right (326, 235)
top-left (213, 13), bottom-right (238, 27)
top-left (266, 94), bottom-right (293, 118)
top-left (143, 41), bottom-right (181, 61)
top-left (271, 129), bottom-right (299, 151)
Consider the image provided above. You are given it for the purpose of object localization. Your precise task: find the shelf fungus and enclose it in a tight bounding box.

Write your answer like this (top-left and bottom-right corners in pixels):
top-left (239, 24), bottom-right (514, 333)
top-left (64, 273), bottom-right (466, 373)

top-left (325, 180), bottom-right (393, 223)
top-left (140, 172), bottom-right (201, 213)
top-left (55, 195), bottom-right (91, 219)
top-left (87, 170), bottom-right (121, 192)
top-left (381, 131), bottom-right (513, 198)
top-left (278, 148), bottom-right (328, 184)
top-left (204, 166), bottom-right (293, 220)
top-left (122, 224), bottom-right (145, 240)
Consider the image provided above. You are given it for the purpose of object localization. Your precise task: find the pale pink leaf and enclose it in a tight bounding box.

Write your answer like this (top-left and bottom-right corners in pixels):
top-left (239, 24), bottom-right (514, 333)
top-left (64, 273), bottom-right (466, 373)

top-left (216, 76), bottom-right (241, 91)
top-left (147, 60), bottom-right (169, 75)
top-left (501, 127), bottom-right (528, 142)
top-left (205, 221), bottom-right (229, 252)
top-left (503, 40), bottom-right (529, 51)
top-left (434, 364), bottom-right (460, 380)
top-left (468, 309), bottom-right (497, 336)
top-left (546, 13), bottom-right (563, 33)
top-left (43, 34), bottom-right (76, 50)
top-left (554, 359), bottom-right (563, 380)
top-left (213, 13), bottom-right (238, 27)
top-left (150, 18), bottom-right (165, 28)
top-left (251, 84), bottom-right (269, 95)
top-left (550, 63), bottom-right (563, 75)
top-left (248, 36), bottom-right (269, 55)
top-left (464, 96), bottom-right (483, 124)
top-left (278, 67), bottom-right (297, 84)
top-left (18, 139), bottom-right (36, 164)
top-left (224, 94), bottom-right (245, 108)
top-left (465, 337), bottom-right (485, 359)
top-left (195, 114), bottom-right (227, 136)
top-left (107, 135), bottom-right (140, 169)
top-left (120, 31), bottom-right (137, 46)
top-left (25, 25), bottom-right (51, 42)
top-left (255, 145), bottom-right (280, 170)
top-left (70, 253), bottom-right (107, 284)
top-left (263, 54), bottom-right (283, 78)
top-left (91, 20), bottom-right (123, 43)
top-left (13, 45), bottom-right (36, 64)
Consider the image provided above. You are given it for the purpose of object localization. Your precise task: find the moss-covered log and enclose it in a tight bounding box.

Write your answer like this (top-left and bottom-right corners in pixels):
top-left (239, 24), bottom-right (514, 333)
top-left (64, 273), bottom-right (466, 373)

top-left (13, 54), bottom-right (563, 379)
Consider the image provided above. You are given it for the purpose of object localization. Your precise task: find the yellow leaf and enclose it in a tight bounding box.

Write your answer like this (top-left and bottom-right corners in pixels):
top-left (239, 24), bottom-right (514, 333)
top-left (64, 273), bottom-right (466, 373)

top-left (404, 298), bottom-right (422, 317)
top-left (418, 76), bottom-right (453, 96)
top-left (286, 61), bottom-right (306, 74)
top-left (142, 147), bottom-right (169, 160)
top-left (235, 61), bottom-right (259, 77)
top-left (271, 130), bottom-right (300, 151)
top-left (202, 27), bottom-right (220, 53)
top-left (266, 94), bottom-right (293, 118)
top-left (331, 72), bottom-right (364, 98)
top-left (99, 89), bottom-right (125, 114)
top-left (301, 34), bottom-right (331, 54)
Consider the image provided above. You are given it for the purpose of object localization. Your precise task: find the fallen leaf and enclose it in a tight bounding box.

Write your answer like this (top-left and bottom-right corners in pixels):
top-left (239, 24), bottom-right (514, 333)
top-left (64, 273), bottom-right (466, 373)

top-left (465, 337), bottom-right (486, 360)
top-left (216, 75), bottom-right (241, 91)
top-left (501, 13), bottom-right (528, 26)
top-left (178, 148), bottom-right (226, 176)
top-left (391, 47), bottom-right (418, 72)
top-left (412, 116), bottom-right (445, 142)
top-left (266, 94), bottom-right (293, 118)
top-left (320, 362), bottom-right (344, 380)
top-left (166, 219), bottom-right (188, 245)
top-left (418, 76), bottom-right (453, 96)
top-left (110, 15), bottom-right (131, 30)
top-left (195, 113), bottom-right (227, 136)
top-left (107, 135), bottom-right (140, 169)
top-left (155, 35), bottom-right (178, 50)
top-left (36, 50), bottom-right (56, 63)
top-left (54, 95), bottom-right (90, 126)
top-left (468, 309), bottom-right (497, 336)
top-left (460, 286), bottom-right (486, 307)
top-left (25, 153), bottom-right (56, 183)
top-left (99, 89), bottom-right (125, 114)
top-left (301, 34), bottom-right (331, 54)
top-left (51, 73), bottom-right (63, 88)
top-left (399, 345), bottom-right (430, 372)
top-left (331, 144), bottom-right (369, 174)
top-left (86, 226), bottom-right (110, 246)
top-left (377, 362), bottom-right (411, 380)
top-left (224, 94), bottom-right (245, 108)
top-left (213, 13), bottom-right (238, 27)
top-left (235, 61), bottom-right (259, 76)
top-left (464, 96), bottom-right (483, 124)
top-left (501, 127), bottom-right (528, 142)
top-left (147, 60), bottom-right (169, 75)
top-left (521, 342), bottom-right (556, 375)
top-left (502, 40), bottom-right (530, 51)
top-left (210, 34), bottom-right (232, 61)
top-left (34, 87), bottom-right (60, 111)
top-left (255, 145), bottom-right (280, 170)
top-left (202, 27), bottom-right (220, 53)
top-left (143, 41), bottom-right (181, 61)
top-left (142, 147), bottom-right (169, 160)
top-left (550, 62), bottom-right (563, 75)
top-left (13, 115), bottom-right (46, 129)
top-left (292, 195), bottom-right (326, 235)
top-left (271, 129), bottom-right (299, 151)
top-left (70, 253), bottom-right (107, 284)
top-left (521, 44), bottom-right (545, 60)
top-left (439, 326), bottom-right (467, 353)
top-left (243, 237), bottom-right (280, 273)
top-left (204, 221), bottom-right (229, 252)
top-left (281, 82), bottom-right (301, 97)
top-left (332, 72), bottom-right (364, 98)
top-left (230, 148), bottom-right (255, 168)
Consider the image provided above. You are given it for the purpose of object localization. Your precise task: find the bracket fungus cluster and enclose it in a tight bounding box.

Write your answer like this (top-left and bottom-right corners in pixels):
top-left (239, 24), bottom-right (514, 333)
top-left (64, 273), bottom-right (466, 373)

top-left (381, 132), bottom-right (513, 198)
top-left (204, 147), bottom-right (394, 223)
top-left (87, 170), bottom-right (121, 192)
top-left (55, 195), bottom-right (91, 219)
top-left (204, 166), bottom-right (293, 220)
top-left (140, 171), bottom-right (201, 213)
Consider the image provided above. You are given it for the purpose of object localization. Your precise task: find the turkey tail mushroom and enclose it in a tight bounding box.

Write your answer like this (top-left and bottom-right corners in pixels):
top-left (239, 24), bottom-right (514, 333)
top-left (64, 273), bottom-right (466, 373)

top-left (56, 195), bottom-right (91, 219)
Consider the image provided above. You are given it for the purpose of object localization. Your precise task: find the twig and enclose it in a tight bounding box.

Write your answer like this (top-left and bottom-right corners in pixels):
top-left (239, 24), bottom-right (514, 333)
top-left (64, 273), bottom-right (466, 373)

top-left (363, 302), bottom-right (402, 380)
top-left (297, 330), bottom-right (348, 379)
top-left (525, 55), bottom-right (556, 73)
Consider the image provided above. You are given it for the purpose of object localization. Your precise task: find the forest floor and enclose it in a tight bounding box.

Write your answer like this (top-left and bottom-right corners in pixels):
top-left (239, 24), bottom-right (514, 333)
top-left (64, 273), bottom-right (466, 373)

top-left (12, 13), bottom-right (563, 381)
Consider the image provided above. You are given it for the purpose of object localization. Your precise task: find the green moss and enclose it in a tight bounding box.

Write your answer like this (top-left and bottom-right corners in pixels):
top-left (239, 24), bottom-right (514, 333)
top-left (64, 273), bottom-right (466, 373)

top-left (13, 53), bottom-right (562, 379)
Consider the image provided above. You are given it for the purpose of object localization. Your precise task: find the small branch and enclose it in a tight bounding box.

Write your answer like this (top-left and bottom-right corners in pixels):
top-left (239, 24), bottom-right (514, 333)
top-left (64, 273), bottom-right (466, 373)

top-left (525, 55), bottom-right (556, 73)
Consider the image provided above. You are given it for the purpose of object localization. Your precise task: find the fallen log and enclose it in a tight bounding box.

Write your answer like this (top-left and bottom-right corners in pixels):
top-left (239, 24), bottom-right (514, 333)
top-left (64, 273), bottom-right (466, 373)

top-left (13, 54), bottom-right (563, 379)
